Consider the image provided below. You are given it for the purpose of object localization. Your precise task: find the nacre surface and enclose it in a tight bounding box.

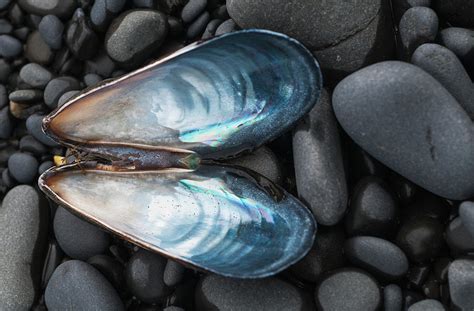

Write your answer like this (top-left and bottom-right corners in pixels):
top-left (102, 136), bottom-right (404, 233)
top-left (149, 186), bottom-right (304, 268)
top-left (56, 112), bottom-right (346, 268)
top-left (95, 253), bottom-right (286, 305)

top-left (39, 164), bottom-right (316, 278)
top-left (44, 30), bottom-right (322, 159)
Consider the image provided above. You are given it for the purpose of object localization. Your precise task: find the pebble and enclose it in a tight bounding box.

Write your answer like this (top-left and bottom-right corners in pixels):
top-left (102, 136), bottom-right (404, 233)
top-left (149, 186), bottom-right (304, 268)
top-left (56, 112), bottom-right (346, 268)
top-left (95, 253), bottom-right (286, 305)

top-left (408, 299), bottom-right (445, 311)
top-left (25, 31), bottom-right (54, 65)
top-left (0, 34), bottom-right (22, 58)
top-left (215, 18), bottom-right (237, 36)
top-left (196, 274), bottom-right (312, 310)
top-left (125, 249), bottom-right (169, 303)
top-left (7, 152), bottom-right (38, 183)
top-left (395, 216), bottom-right (444, 262)
top-left (38, 160), bottom-right (53, 175)
top-left (0, 84), bottom-right (7, 108)
top-left (1, 168), bottom-right (15, 188)
top-left (211, 5), bottom-right (229, 20)
top-left (438, 27), bottom-right (474, 77)
top-left (87, 255), bottom-right (124, 293)
top-left (84, 51), bottom-right (116, 77)
top-left (18, 0), bottom-right (76, 18)
top-left (105, 9), bottom-right (168, 66)
top-left (384, 284), bottom-right (402, 311)
top-left (0, 60), bottom-right (11, 83)
top-left (0, 19), bottom-right (13, 34)
top-left (293, 89), bottom-right (347, 225)
top-left (26, 114), bottom-right (59, 146)
top-left (448, 259), bottom-right (474, 310)
top-left (434, 0), bottom-right (474, 28)
top-left (167, 16), bottom-right (184, 37)
top-left (0, 186), bottom-right (47, 310)
top-left (19, 63), bottom-right (54, 89)
top-left (227, 146), bottom-right (283, 185)
top-left (66, 8), bottom-right (100, 60)
top-left (45, 260), bottom-right (125, 310)
top-left (290, 225), bottom-right (345, 283)
top-left (201, 19), bottom-right (222, 39)
top-left (412, 43), bottom-right (474, 118)
top-left (164, 260), bottom-right (185, 287)
top-left (345, 176), bottom-right (399, 238)
top-left (315, 268), bottom-right (381, 311)
top-left (90, 0), bottom-right (126, 31)
top-left (41, 239), bottom-right (64, 289)
top-left (459, 201), bottom-right (474, 238)
top-left (399, 7), bottom-right (438, 60)
top-left (38, 15), bottom-right (64, 50)
top-left (57, 90), bottom-right (79, 107)
top-left (344, 236), bottom-right (409, 280)
top-left (13, 26), bottom-right (30, 41)
top-left (181, 0), bottom-right (207, 23)
top-left (186, 11), bottom-right (210, 39)
top-left (9, 89), bottom-right (43, 103)
top-left (19, 135), bottom-right (47, 155)
top-left (54, 207), bottom-right (110, 260)
top-left (44, 76), bottom-right (81, 108)
top-left (0, 0), bottom-right (10, 10)
top-left (227, 0), bottom-right (394, 83)
top-left (83, 73), bottom-right (102, 86)
top-left (332, 61), bottom-right (474, 200)
top-left (445, 217), bottom-right (474, 254)
top-left (0, 106), bottom-right (12, 139)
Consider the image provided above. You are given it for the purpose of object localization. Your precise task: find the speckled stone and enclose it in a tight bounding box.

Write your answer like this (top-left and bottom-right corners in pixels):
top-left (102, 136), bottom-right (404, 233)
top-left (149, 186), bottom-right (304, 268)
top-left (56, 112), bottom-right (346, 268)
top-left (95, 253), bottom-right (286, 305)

top-left (399, 7), bottom-right (438, 59)
top-left (333, 61), bottom-right (474, 200)
top-left (181, 0), bottom-right (207, 23)
top-left (19, 63), bottom-right (54, 89)
top-left (445, 217), bottom-right (474, 254)
top-left (448, 259), bottom-right (474, 310)
top-left (384, 284), bottom-right (403, 311)
top-left (0, 186), bottom-right (47, 310)
top-left (439, 27), bottom-right (474, 77)
top-left (293, 89), bottom-right (347, 225)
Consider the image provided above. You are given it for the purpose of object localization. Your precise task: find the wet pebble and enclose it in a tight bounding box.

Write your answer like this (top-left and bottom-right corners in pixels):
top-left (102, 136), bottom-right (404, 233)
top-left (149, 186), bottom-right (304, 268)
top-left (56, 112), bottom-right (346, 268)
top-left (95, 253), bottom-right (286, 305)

top-left (19, 63), bottom-right (54, 89)
top-left (215, 19), bottom-right (237, 35)
top-left (315, 268), bottom-right (381, 311)
top-left (186, 11), bottom-right (210, 39)
top-left (344, 236), bottom-right (409, 280)
top-left (196, 274), bottom-right (311, 310)
top-left (0, 34), bottom-right (22, 58)
top-left (333, 61), bottom-right (474, 200)
top-left (18, 0), bottom-right (76, 18)
top-left (345, 176), bottom-right (398, 238)
top-left (38, 15), bottom-right (64, 50)
top-left (54, 207), bottom-right (110, 260)
top-left (384, 284), bottom-right (402, 311)
top-left (408, 299), bottom-right (445, 311)
top-left (399, 7), bottom-right (438, 59)
top-left (125, 249), bottom-right (169, 304)
top-left (181, 0), bottom-right (207, 23)
top-left (26, 114), bottom-right (59, 146)
top-left (44, 76), bottom-right (81, 108)
top-left (7, 152), bottom-right (38, 183)
top-left (0, 186), bottom-right (47, 310)
top-left (105, 9), bottom-right (168, 66)
top-left (459, 201), bottom-right (474, 238)
top-left (445, 217), bottom-right (474, 254)
top-left (66, 8), bottom-right (100, 60)
top-left (293, 89), bottom-right (347, 225)
top-left (448, 259), bottom-right (474, 310)
top-left (45, 260), bottom-right (125, 310)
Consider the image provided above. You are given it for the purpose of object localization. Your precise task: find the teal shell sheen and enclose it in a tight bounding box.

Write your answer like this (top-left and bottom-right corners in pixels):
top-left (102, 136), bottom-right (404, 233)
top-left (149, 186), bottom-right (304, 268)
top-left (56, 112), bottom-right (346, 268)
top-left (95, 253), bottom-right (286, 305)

top-left (44, 30), bottom-right (322, 159)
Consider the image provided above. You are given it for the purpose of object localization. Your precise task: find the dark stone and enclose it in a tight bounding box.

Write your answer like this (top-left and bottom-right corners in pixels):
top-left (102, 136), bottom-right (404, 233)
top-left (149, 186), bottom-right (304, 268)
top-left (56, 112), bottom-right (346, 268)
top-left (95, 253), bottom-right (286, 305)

top-left (83, 73), bottom-right (102, 86)
top-left (438, 27), bottom-right (474, 78)
top-left (344, 236), bottom-right (409, 280)
top-left (0, 106), bottom-right (12, 139)
top-left (393, 0), bottom-right (431, 22)
top-left (387, 172), bottom-right (418, 205)
top-left (105, 9), bottom-right (168, 67)
top-left (54, 207), bottom-right (110, 260)
top-left (407, 264), bottom-right (431, 288)
top-left (19, 63), bottom-right (54, 89)
top-left (400, 192), bottom-right (450, 223)
top-left (164, 260), bottom-right (185, 287)
top-left (395, 216), bottom-right (444, 262)
top-left (167, 16), bottom-right (183, 37)
top-left (44, 76), bottom-right (81, 108)
top-left (0, 60), bottom-right (11, 83)
top-left (0, 0), bottom-right (11, 10)
top-left (333, 61), bottom-right (474, 200)
top-left (87, 255), bottom-right (124, 293)
top-left (0, 84), bottom-right (7, 108)
top-left (9, 89), bottom-right (43, 103)
top-left (201, 18), bottom-right (222, 39)
top-left (181, 0), bottom-right (207, 23)
top-left (408, 299), bottom-right (445, 311)
top-left (19, 135), bottom-right (47, 155)
top-left (412, 43), bottom-right (474, 118)
top-left (8, 4), bottom-right (24, 26)
top-left (345, 176), bottom-right (398, 238)
top-left (26, 114), bottom-right (59, 146)
top-left (38, 15), bottom-right (64, 50)
top-left (1, 168), bottom-right (16, 188)
top-left (315, 268), bottom-right (381, 311)
top-left (293, 89), bottom-right (347, 225)
top-left (399, 7), bottom-right (438, 60)
top-left (25, 31), bottom-right (54, 65)
top-left (0, 34), bottom-right (22, 58)
top-left (460, 201), bottom-right (474, 239)
top-left (41, 239), bottom-right (64, 290)
top-left (125, 249), bottom-right (169, 303)
top-left (196, 274), bottom-right (312, 310)
top-left (215, 18), bottom-right (237, 35)
top-left (0, 186), bottom-right (48, 309)
top-left (38, 161), bottom-right (53, 175)
top-left (66, 8), bottom-right (100, 60)
top-left (0, 19), bottom-right (13, 34)
top-left (186, 11), bottom-right (210, 39)
top-left (290, 225), bottom-right (345, 283)
top-left (211, 5), bottom-right (229, 20)
top-left (445, 217), bottom-right (474, 255)
top-left (57, 90), bottom-right (79, 107)
top-left (18, 0), bottom-right (76, 18)
top-left (384, 284), bottom-right (402, 311)
top-left (8, 152), bottom-right (38, 183)
top-left (13, 27), bottom-right (30, 41)
top-left (90, 0), bottom-right (126, 31)
top-left (84, 50), bottom-right (116, 77)
top-left (404, 290), bottom-right (424, 310)
top-left (448, 259), bottom-right (474, 310)
top-left (434, 0), bottom-right (474, 28)
top-left (45, 260), bottom-right (125, 310)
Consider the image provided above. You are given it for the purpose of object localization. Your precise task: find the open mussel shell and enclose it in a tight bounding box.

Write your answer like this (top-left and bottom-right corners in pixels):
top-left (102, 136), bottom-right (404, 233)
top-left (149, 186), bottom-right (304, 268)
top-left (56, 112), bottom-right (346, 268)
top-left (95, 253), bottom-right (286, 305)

top-left (39, 164), bottom-right (316, 278)
top-left (43, 29), bottom-right (322, 159)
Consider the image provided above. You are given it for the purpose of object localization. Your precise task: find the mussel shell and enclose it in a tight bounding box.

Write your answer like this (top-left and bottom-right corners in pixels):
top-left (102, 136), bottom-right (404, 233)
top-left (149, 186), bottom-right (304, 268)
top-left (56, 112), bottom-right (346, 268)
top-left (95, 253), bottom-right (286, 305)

top-left (39, 164), bottom-right (316, 278)
top-left (43, 30), bottom-right (322, 159)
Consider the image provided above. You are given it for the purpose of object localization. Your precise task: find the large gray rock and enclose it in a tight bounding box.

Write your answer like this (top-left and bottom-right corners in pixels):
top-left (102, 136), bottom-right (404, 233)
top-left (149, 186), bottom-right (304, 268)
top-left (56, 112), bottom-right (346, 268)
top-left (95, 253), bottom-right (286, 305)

top-left (227, 0), bottom-right (394, 83)
top-left (293, 89), bottom-right (347, 225)
top-left (0, 186), bottom-right (48, 310)
top-left (333, 61), bottom-right (474, 200)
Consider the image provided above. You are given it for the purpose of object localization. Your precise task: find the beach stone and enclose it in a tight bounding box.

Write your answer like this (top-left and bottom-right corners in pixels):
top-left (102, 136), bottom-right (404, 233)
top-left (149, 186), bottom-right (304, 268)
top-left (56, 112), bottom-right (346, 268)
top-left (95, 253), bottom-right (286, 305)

top-left (448, 259), bottom-right (474, 310)
top-left (408, 299), bottom-right (445, 311)
top-left (7, 152), bottom-right (38, 183)
top-left (9, 89), bottom-right (43, 103)
top-left (214, 18), bottom-right (236, 35)
top-left (293, 89), bottom-right (347, 225)
top-left (0, 106), bottom-right (12, 139)
top-left (44, 76), bottom-right (81, 108)
top-left (384, 284), bottom-right (403, 311)
top-left (445, 217), bottom-right (474, 254)
top-left (333, 61), bottom-right (474, 200)
top-left (201, 18), bottom-right (221, 39)
top-left (90, 0), bottom-right (126, 31)
top-left (66, 8), bottom-right (100, 60)
top-left (438, 27), bottom-right (474, 77)
top-left (181, 0), bottom-right (207, 23)
top-left (25, 31), bottom-right (54, 65)
top-left (0, 34), bottom-right (22, 58)
top-left (186, 11), bottom-right (210, 39)
top-left (164, 260), bottom-right (185, 287)
top-left (26, 114), bottom-right (59, 146)
top-left (399, 7), bottom-right (438, 60)
top-left (459, 201), bottom-right (474, 239)
top-left (39, 15), bottom-right (64, 50)
top-left (18, 0), bottom-right (76, 18)
top-left (19, 63), bottom-right (54, 89)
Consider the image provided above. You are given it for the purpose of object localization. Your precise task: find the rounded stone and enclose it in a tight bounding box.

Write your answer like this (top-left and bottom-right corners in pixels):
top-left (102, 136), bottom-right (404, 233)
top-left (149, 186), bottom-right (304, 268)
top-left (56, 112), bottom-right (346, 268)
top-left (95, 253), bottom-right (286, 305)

top-left (214, 18), bottom-right (237, 36)
top-left (408, 299), bottom-right (445, 311)
top-left (384, 284), bottom-right (402, 311)
top-left (19, 63), bottom-right (54, 89)
top-left (445, 217), bottom-right (474, 254)
top-left (54, 207), bottom-right (110, 260)
top-left (18, 0), bottom-right (76, 18)
top-left (7, 152), bottom-right (38, 184)
top-left (448, 259), bottom-right (474, 310)
top-left (439, 27), bottom-right (474, 77)
top-left (44, 76), bottom-right (81, 108)
top-left (25, 31), bottom-right (54, 65)
top-left (333, 61), bottom-right (474, 200)
top-left (0, 34), bottom-right (22, 58)
top-left (459, 201), bottom-right (474, 239)
top-left (26, 114), bottom-right (59, 146)
top-left (399, 7), bottom-right (438, 59)
top-left (186, 11), bottom-right (210, 39)
top-left (181, 0), bottom-right (207, 23)
top-left (38, 15), bottom-right (64, 50)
